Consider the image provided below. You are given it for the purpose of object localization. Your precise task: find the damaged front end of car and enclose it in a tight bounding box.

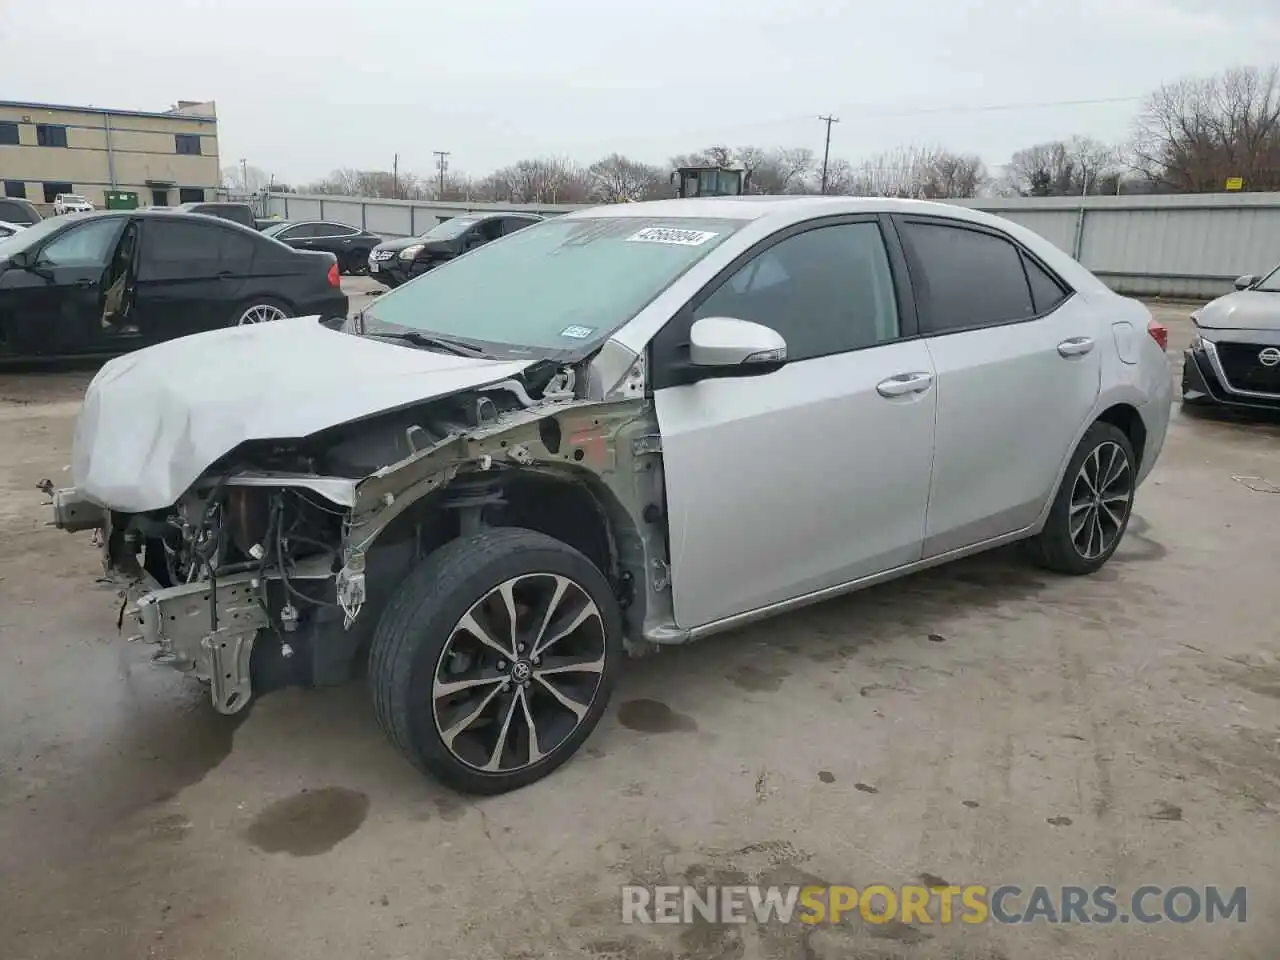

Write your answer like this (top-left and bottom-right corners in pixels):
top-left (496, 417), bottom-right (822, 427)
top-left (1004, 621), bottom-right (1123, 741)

top-left (46, 344), bottom-right (674, 715)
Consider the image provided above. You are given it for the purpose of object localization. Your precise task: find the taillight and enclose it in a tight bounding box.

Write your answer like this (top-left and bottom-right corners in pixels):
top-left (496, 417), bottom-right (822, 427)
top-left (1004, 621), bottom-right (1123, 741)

top-left (326, 261), bottom-right (340, 288)
top-left (1147, 317), bottom-right (1168, 351)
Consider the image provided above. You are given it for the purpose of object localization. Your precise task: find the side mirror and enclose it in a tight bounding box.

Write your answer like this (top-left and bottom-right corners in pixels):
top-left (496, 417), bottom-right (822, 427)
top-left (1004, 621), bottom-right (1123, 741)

top-left (1234, 274), bottom-right (1258, 291)
top-left (8, 249), bottom-right (32, 269)
top-left (689, 316), bottom-right (787, 368)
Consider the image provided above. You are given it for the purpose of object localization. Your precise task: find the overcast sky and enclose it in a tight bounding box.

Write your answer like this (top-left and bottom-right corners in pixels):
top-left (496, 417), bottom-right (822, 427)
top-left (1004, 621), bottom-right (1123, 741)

top-left (3, 0), bottom-right (1278, 185)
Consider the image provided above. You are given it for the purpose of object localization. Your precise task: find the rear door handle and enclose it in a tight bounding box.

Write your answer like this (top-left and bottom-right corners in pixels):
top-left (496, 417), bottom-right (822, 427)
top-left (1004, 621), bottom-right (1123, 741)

top-left (1058, 337), bottom-right (1095, 357)
top-left (876, 372), bottom-right (934, 398)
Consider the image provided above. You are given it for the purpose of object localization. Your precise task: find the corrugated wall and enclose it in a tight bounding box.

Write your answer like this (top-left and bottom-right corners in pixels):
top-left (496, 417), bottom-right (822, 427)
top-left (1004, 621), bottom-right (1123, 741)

top-left (265, 190), bottom-right (1280, 299)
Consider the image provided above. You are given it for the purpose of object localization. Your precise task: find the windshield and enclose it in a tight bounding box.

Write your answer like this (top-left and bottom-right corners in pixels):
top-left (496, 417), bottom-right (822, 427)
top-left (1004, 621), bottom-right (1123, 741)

top-left (62, 195), bottom-right (88, 203)
top-left (0, 216), bottom-right (77, 258)
top-left (421, 218), bottom-right (477, 241)
top-left (1256, 264), bottom-right (1280, 292)
top-left (261, 222), bottom-right (293, 237)
top-left (362, 216), bottom-right (745, 355)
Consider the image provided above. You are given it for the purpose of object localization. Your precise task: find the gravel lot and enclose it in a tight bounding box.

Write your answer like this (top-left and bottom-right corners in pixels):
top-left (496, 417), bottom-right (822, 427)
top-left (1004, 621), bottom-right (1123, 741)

top-left (1, 295), bottom-right (1278, 960)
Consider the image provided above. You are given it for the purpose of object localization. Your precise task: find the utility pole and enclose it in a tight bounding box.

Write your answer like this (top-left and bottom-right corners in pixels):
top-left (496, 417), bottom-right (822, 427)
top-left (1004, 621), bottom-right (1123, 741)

top-left (392, 154), bottom-right (399, 200)
top-left (239, 157), bottom-right (248, 194)
top-left (817, 115), bottom-right (839, 194)
top-left (433, 151), bottom-right (451, 199)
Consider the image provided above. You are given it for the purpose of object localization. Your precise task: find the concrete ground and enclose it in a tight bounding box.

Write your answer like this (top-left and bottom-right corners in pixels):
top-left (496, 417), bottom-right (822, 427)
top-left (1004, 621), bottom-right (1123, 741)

top-left (1, 297), bottom-right (1278, 960)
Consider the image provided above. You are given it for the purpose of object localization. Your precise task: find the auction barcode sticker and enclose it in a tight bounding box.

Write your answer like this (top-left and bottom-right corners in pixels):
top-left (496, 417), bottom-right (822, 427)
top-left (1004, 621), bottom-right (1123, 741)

top-left (624, 227), bottom-right (719, 246)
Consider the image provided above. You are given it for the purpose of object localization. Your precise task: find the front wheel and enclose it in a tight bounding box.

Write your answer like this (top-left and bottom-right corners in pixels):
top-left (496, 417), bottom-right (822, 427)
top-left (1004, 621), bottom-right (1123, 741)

top-left (1025, 421), bottom-right (1136, 575)
top-left (369, 528), bottom-right (623, 795)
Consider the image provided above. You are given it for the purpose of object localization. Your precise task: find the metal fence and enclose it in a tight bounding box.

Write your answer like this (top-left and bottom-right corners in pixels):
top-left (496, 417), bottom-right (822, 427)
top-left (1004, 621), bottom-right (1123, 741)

top-left (263, 190), bottom-right (1280, 300)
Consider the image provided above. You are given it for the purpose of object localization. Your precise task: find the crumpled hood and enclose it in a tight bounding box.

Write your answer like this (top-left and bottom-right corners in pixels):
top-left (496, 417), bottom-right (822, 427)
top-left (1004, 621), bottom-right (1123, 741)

top-left (1196, 290), bottom-right (1280, 330)
top-left (72, 317), bottom-right (533, 512)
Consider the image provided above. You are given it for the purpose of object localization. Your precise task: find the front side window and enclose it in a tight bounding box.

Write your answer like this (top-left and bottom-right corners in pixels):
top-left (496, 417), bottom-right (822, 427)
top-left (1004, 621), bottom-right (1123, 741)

top-left (692, 221), bottom-right (900, 360)
top-left (898, 220), bottom-right (1037, 333)
top-left (363, 216), bottom-right (745, 354)
top-left (38, 219), bottom-right (125, 267)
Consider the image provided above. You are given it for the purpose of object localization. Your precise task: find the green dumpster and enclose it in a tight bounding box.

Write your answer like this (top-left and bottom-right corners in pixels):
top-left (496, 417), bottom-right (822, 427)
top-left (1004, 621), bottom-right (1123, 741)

top-left (104, 191), bottom-right (139, 210)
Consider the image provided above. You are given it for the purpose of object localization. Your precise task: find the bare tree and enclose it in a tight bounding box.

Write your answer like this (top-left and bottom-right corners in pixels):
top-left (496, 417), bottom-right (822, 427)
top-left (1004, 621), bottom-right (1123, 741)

top-left (669, 145), bottom-right (736, 170)
top-left (587, 153), bottom-right (668, 202)
top-left (735, 146), bottom-right (816, 194)
top-left (820, 157), bottom-right (858, 195)
top-left (221, 163), bottom-right (271, 194)
top-left (1131, 65), bottom-right (1280, 192)
top-left (303, 168), bottom-right (429, 199)
top-left (847, 146), bottom-right (987, 198)
top-left (1003, 137), bottom-right (1117, 196)
top-left (478, 157), bottom-right (592, 203)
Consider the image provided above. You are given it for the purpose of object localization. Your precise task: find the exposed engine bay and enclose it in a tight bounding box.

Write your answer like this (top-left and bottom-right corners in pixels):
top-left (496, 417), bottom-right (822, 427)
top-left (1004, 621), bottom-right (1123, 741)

top-left (50, 352), bottom-right (675, 715)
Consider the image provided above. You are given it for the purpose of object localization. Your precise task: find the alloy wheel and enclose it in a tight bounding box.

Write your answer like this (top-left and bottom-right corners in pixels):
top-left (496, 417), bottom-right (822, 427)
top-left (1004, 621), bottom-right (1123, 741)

top-left (1068, 441), bottom-right (1132, 560)
top-left (431, 573), bottom-right (607, 773)
top-left (237, 304), bottom-right (288, 325)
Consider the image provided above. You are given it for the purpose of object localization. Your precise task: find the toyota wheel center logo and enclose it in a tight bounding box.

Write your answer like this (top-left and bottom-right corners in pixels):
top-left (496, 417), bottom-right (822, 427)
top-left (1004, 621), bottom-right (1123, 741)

top-left (1258, 347), bottom-right (1280, 367)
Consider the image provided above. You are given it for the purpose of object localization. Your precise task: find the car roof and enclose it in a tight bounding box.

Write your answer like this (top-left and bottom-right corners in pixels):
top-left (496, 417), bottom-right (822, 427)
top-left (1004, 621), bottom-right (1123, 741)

top-left (560, 195), bottom-right (996, 225)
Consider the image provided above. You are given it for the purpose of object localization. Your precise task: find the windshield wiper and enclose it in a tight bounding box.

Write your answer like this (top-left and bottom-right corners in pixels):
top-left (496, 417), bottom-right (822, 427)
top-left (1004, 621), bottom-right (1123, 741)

top-left (366, 328), bottom-right (487, 357)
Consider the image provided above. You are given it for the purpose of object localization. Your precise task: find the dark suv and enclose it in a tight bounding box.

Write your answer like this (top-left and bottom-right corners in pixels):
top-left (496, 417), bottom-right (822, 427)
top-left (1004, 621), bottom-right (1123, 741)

top-left (0, 211), bottom-right (347, 360)
top-left (367, 213), bottom-right (543, 287)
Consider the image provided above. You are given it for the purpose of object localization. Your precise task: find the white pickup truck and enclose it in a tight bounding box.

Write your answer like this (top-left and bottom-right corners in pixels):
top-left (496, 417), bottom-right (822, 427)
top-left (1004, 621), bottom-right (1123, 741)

top-left (52, 193), bottom-right (94, 215)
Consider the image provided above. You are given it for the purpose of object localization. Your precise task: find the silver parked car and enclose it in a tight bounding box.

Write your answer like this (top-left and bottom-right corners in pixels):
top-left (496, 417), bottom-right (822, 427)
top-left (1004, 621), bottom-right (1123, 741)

top-left (1181, 263), bottom-right (1280, 412)
top-left (49, 197), bottom-right (1173, 794)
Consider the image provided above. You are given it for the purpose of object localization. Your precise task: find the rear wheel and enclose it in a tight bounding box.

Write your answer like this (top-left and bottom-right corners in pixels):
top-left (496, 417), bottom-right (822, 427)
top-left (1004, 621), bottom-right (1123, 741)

top-left (345, 251), bottom-right (369, 276)
top-left (1025, 422), bottom-right (1136, 575)
top-left (234, 298), bottom-right (291, 326)
top-left (369, 528), bottom-right (622, 795)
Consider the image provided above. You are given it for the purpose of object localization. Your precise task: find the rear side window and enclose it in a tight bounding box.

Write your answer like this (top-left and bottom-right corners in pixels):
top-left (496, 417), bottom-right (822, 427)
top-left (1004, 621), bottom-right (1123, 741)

top-left (897, 220), bottom-right (1035, 333)
top-left (219, 228), bottom-right (257, 272)
top-left (1022, 253), bottom-right (1070, 314)
top-left (141, 219), bottom-right (221, 277)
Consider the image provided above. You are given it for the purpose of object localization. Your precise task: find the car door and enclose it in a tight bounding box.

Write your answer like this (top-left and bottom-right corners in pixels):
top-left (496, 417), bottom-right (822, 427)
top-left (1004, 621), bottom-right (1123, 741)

top-left (890, 216), bottom-right (1101, 557)
top-left (131, 216), bottom-right (229, 342)
top-left (650, 216), bottom-right (937, 630)
top-left (307, 222), bottom-right (358, 258)
top-left (0, 217), bottom-right (127, 356)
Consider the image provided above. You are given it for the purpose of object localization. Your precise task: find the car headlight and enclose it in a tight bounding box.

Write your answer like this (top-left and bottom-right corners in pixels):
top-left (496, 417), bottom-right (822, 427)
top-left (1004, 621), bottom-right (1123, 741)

top-left (398, 244), bottom-right (424, 260)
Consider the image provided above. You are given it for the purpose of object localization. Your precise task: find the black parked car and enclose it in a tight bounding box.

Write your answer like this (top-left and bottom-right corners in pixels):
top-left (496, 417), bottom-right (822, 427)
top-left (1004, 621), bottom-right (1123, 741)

top-left (0, 211), bottom-right (348, 360)
top-left (367, 213), bottom-right (543, 288)
top-left (260, 219), bottom-right (382, 276)
top-left (0, 197), bottom-right (42, 227)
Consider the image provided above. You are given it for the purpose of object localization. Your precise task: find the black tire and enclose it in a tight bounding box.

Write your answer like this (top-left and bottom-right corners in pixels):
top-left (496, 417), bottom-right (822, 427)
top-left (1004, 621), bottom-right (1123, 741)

top-left (369, 527), bottom-right (623, 795)
top-left (345, 251), bottom-right (369, 276)
top-left (1025, 421), bottom-right (1136, 575)
top-left (230, 297), bottom-right (292, 327)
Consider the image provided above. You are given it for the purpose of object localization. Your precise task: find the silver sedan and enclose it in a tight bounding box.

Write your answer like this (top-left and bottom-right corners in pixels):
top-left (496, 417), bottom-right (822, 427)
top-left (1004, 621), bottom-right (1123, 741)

top-left (52, 196), bottom-right (1174, 794)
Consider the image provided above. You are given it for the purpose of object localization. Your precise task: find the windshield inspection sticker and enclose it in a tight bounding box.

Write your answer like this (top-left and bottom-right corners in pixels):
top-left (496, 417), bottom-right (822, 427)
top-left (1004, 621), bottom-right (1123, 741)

top-left (625, 227), bottom-right (719, 246)
top-left (560, 325), bottom-right (595, 339)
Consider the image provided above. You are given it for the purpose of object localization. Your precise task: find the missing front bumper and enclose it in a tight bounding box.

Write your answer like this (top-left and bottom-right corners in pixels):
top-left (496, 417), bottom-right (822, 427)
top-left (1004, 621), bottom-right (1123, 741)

top-left (128, 559), bottom-right (335, 715)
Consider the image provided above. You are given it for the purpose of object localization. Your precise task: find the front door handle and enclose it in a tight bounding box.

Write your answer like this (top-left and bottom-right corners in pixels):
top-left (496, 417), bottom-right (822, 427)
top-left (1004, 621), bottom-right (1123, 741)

top-left (1058, 337), bottom-right (1095, 358)
top-left (75, 279), bottom-right (94, 289)
top-left (876, 371), bottom-right (934, 398)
